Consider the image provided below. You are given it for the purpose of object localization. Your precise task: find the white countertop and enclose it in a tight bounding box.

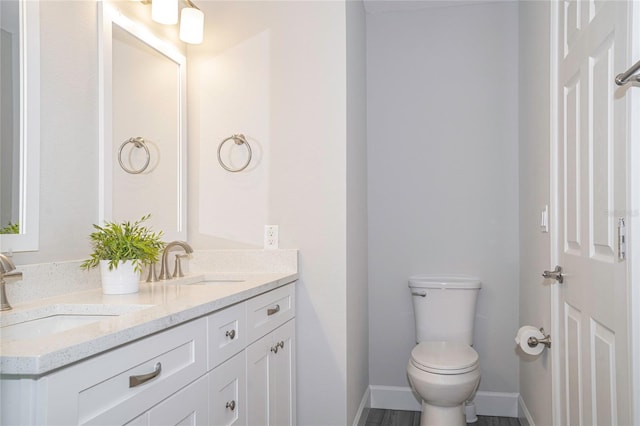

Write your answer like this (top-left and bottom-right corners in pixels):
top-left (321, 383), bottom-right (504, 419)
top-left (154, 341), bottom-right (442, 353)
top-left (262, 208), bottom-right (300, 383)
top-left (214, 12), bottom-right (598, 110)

top-left (0, 272), bottom-right (298, 376)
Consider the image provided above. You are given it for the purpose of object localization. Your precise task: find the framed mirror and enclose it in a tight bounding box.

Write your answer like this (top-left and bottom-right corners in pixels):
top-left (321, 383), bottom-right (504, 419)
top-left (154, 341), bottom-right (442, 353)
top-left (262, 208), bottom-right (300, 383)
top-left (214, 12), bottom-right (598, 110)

top-left (0, 0), bottom-right (40, 253)
top-left (98, 3), bottom-right (187, 241)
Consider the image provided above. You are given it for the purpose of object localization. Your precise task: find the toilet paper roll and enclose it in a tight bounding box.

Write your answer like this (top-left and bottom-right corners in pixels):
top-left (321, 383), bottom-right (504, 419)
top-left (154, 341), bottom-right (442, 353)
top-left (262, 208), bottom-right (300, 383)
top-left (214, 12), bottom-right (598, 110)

top-left (515, 325), bottom-right (545, 356)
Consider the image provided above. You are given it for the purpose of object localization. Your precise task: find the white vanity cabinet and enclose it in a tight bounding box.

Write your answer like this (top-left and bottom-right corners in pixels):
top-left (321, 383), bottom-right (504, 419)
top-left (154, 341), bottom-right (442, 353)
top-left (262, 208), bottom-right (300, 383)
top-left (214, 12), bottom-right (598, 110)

top-left (0, 282), bottom-right (296, 426)
top-left (208, 282), bottom-right (296, 426)
top-left (245, 283), bottom-right (296, 426)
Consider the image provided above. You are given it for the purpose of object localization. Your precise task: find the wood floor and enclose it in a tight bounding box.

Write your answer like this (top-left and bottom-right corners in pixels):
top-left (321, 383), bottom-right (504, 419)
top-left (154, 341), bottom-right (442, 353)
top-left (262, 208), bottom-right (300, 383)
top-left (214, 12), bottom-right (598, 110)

top-left (364, 409), bottom-right (521, 426)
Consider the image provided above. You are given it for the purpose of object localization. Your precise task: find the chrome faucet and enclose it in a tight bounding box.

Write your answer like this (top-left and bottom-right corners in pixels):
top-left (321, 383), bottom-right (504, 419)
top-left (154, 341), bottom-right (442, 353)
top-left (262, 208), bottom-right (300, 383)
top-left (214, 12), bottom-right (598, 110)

top-left (158, 241), bottom-right (194, 280)
top-left (0, 254), bottom-right (22, 311)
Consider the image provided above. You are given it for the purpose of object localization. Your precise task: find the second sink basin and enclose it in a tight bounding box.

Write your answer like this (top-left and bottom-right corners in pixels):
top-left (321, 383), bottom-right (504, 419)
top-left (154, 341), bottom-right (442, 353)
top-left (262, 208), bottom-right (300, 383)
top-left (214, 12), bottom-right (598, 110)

top-left (190, 279), bottom-right (245, 285)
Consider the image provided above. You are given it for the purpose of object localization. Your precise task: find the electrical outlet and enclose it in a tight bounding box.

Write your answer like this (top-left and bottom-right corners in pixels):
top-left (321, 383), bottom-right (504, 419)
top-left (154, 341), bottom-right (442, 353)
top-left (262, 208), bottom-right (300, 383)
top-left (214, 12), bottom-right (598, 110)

top-left (264, 225), bottom-right (279, 249)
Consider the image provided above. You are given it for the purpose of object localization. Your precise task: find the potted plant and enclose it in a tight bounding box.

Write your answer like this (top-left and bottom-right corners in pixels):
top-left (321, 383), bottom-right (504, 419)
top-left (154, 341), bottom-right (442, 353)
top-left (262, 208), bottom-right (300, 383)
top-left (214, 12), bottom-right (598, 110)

top-left (81, 214), bottom-right (164, 294)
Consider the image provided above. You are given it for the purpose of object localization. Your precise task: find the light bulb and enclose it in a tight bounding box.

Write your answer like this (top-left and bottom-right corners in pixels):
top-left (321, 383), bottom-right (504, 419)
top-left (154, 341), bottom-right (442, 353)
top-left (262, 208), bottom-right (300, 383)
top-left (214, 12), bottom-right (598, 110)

top-left (179, 7), bottom-right (204, 44)
top-left (152, 0), bottom-right (178, 25)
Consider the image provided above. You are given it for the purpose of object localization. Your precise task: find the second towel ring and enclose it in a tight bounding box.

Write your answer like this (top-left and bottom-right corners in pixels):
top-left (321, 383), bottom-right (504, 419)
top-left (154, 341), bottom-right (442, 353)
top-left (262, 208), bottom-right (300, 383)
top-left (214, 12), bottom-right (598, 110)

top-left (217, 134), bottom-right (252, 172)
top-left (118, 137), bottom-right (150, 174)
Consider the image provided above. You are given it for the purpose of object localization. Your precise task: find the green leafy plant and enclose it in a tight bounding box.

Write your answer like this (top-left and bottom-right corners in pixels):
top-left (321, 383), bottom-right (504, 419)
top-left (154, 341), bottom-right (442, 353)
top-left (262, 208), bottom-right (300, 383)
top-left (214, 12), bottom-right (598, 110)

top-left (80, 214), bottom-right (165, 272)
top-left (0, 222), bottom-right (19, 234)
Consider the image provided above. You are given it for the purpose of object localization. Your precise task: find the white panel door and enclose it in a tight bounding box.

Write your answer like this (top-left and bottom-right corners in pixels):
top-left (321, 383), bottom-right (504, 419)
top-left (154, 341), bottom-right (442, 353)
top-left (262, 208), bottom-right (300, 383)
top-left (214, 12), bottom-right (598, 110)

top-left (555, 1), bottom-right (631, 425)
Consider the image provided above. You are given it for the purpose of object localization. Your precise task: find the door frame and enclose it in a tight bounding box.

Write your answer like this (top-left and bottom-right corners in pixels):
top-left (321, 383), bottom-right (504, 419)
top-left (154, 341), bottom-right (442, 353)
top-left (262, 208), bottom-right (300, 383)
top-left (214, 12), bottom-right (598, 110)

top-left (549, 1), bottom-right (561, 423)
top-left (549, 1), bottom-right (640, 424)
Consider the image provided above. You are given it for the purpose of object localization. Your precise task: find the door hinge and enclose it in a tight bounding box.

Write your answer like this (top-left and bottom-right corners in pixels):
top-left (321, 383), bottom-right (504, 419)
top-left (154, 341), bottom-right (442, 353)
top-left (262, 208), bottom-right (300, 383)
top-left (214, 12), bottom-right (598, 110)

top-left (618, 218), bottom-right (627, 261)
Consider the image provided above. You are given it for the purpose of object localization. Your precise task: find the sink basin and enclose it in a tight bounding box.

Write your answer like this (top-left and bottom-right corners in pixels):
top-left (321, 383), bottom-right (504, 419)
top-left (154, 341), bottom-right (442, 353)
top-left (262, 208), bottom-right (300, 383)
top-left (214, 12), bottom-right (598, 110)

top-left (0, 304), bottom-right (152, 341)
top-left (190, 278), bottom-right (246, 285)
top-left (1, 314), bottom-right (116, 340)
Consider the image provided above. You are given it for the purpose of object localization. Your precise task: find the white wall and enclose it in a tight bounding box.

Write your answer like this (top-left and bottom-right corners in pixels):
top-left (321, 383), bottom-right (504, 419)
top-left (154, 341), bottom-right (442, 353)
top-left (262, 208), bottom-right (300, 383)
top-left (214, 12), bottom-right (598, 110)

top-left (188, 2), bottom-right (368, 424)
top-left (367, 0), bottom-right (520, 398)
top-left (517, 2), bottom-right (553, 424)
top-left (8, 2), bottom-right (368, 423)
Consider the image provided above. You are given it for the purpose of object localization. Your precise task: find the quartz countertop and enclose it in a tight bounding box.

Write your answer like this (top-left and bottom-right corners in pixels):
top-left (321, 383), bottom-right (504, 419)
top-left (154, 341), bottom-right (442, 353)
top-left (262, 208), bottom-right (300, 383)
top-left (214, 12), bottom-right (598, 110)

top-left (0, 272), bottom-right (298, 376)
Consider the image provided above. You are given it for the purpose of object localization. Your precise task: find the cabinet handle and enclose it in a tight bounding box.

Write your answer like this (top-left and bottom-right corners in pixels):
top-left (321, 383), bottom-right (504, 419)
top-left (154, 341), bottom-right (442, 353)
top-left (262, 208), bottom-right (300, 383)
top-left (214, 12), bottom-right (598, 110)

top-left (129, 362), bottom-right (162, 388)
top-left (225, 329), bottom-right (236, 339)
top-left (226, 400), bottom-right (236, 411)
top-left (267, 304), bottom-right (280, 316)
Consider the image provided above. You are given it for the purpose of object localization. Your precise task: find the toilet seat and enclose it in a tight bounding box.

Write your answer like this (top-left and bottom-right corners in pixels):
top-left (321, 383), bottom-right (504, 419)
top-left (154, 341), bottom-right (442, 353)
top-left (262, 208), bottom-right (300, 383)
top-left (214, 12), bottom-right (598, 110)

top-left (410, 341), bottom-right (479, 375)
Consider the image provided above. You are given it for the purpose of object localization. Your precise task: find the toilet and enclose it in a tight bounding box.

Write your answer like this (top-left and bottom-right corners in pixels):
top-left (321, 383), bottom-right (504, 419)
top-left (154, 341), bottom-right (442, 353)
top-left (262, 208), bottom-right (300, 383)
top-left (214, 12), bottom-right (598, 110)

top-left (406, 275), bottom-right (482, 426)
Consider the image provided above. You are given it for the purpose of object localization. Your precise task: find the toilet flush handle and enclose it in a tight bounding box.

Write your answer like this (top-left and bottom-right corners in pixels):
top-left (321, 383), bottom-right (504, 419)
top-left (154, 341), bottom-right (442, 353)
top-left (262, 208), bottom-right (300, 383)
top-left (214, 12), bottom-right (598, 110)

top-left (411, 291), bottom-right (426, 297)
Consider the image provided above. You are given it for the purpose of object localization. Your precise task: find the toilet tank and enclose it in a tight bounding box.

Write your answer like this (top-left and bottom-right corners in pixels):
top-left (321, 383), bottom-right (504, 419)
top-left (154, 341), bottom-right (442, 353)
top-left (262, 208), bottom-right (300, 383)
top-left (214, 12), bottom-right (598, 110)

top-left (409, 275), bottom-right (481, 345)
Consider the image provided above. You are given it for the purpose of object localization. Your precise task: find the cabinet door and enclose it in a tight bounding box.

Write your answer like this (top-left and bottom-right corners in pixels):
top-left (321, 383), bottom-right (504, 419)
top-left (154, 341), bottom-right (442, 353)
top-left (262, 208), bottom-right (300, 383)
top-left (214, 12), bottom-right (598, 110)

top-left (209, 351), bottom-right (246, 426)
top-left (148, 375), bottom-right (209, 426)
top-left (246, 320), bottom-right (295, 426)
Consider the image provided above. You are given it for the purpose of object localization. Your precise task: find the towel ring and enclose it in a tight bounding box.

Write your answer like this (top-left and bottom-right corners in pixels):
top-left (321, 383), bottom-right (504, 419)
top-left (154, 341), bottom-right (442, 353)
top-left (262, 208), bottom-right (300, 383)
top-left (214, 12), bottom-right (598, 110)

top-left (118, 137), bottom-right (150, 174)
top-left (217, 134), bottom-right (252, 172)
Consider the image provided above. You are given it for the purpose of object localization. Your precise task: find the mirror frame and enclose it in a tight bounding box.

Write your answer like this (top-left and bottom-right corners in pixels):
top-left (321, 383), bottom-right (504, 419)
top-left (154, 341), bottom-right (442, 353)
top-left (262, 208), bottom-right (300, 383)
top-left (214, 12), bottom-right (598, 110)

top-left (0, 0), bottom-right (40, 253)
top-left (98, 3), bottom-right (187, 239)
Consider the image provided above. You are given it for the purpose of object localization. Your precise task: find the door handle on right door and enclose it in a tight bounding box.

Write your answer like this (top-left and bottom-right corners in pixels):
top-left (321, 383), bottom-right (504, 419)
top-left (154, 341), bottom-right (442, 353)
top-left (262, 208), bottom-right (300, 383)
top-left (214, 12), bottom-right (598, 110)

top-left (542, 265), bottom-right (564, 283)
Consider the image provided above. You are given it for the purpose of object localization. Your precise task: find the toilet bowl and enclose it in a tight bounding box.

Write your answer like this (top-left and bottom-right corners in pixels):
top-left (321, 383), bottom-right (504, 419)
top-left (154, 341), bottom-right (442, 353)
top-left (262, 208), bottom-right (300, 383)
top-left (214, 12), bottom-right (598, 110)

top-left (407, 276), bottom-right (482, 426)
top-left (407, 341), bottom-right (480, 426)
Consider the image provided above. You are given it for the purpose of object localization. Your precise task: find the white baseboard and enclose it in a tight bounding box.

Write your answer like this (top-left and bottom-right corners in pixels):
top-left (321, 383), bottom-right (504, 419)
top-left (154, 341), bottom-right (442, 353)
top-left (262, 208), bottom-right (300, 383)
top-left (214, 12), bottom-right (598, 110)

top-left (370, 385), bottom-right (421, 411)
top-left (474, 391), bottom-right (519, 417)
top-left (369, 385), bottom-right (519, 418)
top-left (518, 395), bottom-right (535, 426)
top-left (352, 387), bottom-right (371, 426)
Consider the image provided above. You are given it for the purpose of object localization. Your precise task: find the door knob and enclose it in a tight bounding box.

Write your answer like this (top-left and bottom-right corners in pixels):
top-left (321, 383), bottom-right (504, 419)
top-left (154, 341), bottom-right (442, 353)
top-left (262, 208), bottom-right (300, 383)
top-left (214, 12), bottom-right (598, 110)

top-left (542, 265), bottom-right (563, 283)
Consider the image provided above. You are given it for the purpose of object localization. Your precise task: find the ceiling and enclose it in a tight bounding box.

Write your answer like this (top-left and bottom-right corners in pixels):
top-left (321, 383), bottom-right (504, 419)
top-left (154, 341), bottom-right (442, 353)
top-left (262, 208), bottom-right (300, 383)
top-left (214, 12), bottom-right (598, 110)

top-left (362, 0), bottom-right (508, 15)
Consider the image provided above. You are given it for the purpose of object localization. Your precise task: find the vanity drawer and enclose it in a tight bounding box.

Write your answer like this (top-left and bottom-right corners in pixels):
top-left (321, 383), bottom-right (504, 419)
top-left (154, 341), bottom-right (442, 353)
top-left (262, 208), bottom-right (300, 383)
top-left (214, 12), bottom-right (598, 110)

top-left (246, 283), bottom-right (295, 343)
top-left (208, 302), bottom-right (247, 369)
top-left (44, 318), bottom-right (207, 426)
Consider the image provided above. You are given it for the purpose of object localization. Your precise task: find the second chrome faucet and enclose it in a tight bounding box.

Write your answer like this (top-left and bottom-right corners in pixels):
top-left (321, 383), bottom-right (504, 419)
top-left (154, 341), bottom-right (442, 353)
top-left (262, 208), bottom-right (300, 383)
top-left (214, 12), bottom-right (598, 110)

top-left (158, 241), bottom-right (194, 280)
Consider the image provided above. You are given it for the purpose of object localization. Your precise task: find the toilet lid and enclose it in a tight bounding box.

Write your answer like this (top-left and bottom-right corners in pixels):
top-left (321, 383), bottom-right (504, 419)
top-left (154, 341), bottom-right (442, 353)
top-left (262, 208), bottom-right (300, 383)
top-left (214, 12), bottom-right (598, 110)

top-left (410, 341), bottom-right (479, 375)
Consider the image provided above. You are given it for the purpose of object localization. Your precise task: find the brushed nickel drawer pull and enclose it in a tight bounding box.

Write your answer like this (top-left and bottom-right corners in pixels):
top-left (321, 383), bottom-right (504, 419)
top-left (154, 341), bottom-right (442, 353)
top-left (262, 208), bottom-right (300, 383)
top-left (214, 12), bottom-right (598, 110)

top-left (226, 400), bottom-right (236, 411)
top-left (129, 362), bottom-right (162, 388)
top-left (267, 304), bottom-right (280, 316)
top-left (225, 329), bottom-right (236, 339)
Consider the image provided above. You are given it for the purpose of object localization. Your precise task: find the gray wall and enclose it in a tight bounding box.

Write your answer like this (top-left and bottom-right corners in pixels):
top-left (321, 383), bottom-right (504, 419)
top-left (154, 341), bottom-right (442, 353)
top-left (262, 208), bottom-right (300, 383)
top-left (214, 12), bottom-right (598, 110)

top-left (346, 1), bottom-right (369, 424)
top-left (518, 1), bottom-right (553, 424)
top-left (367, 1), bottom-right (520, 395)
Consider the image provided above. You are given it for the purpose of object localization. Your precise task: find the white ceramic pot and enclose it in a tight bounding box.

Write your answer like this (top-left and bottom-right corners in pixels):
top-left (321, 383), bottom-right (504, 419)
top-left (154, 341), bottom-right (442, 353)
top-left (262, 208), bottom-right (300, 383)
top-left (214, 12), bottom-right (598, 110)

top-left (99, 260), bottom-right (140, 295)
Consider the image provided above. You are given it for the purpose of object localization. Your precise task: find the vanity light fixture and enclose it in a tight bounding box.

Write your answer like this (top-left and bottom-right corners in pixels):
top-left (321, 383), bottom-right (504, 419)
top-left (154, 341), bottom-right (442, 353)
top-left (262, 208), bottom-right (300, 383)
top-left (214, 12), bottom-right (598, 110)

top-left (179, 0), bottom-right (204, 44)
top-left (143, 0), bottom-right (204, 45)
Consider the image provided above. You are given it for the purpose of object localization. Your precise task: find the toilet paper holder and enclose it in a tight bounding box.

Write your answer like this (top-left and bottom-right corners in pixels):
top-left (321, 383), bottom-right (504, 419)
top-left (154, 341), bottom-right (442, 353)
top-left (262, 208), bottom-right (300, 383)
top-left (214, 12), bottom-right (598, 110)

top-left (528, 327), bottom-right (551, 349)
